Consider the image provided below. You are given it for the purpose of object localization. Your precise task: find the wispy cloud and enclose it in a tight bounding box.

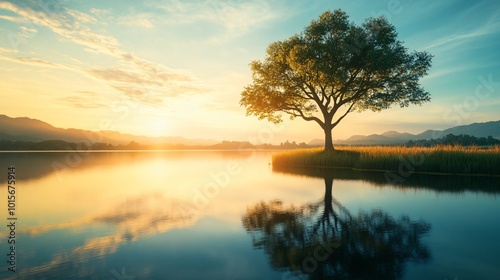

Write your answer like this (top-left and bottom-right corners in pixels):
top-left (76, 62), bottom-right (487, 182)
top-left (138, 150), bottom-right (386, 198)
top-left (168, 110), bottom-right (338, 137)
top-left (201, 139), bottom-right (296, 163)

top-left (89, 8), bottom-right (111, 18)
top-left (0, 1), bottom-right (208, 106)
top-left (0, 13), bottom-right (23, 22)
top-left (86, 68), bottom-right (163, 87)
top-left (60, 91), bottom-right (108, 109)
top-left (111, 85), bottom-right (163, 105)
top-left (0, 47), bottom-right (18, 53)
top-left (117, 13), bottom-right (155, 28)
top-left (421, 65), bottom-right (470, 81)
top-left (12, 193), bottom-right (196, 279)
top-left (66, 8), bottom-right (97, 23)
top-left (423, 5), bottom-right (500, 52)
top-left (146, 0), bottom-right (281, 42)
top-left (19, 25), bottom-right (37, 33)
top-left (0, 54), bottom-right (58, 67)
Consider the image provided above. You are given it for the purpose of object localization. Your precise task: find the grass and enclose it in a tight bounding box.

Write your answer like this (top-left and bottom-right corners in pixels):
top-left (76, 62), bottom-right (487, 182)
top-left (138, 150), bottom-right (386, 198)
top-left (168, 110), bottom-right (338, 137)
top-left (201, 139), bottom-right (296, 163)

top-left (272, 145), bottom-right (500, 176)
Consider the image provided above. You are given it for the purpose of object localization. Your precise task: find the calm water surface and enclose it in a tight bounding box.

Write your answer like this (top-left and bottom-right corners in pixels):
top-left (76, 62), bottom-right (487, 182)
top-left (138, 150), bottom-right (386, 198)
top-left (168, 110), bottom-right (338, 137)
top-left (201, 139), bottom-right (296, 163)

top-left (0, 151), bottom-right (499, 279)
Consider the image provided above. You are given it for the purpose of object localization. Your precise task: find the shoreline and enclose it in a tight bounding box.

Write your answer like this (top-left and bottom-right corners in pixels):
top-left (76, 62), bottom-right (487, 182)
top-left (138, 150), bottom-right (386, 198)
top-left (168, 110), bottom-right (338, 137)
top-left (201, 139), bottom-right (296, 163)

top-left (272, 163), bottom-right (500, 178)
top-left (272, 146), bottom-right (500, 177)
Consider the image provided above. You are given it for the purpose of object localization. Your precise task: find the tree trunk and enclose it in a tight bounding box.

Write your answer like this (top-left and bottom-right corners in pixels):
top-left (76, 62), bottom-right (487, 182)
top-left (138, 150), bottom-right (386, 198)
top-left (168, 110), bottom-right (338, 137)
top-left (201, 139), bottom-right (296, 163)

top-left (322, 176), bottom-right (339, 233)
top-left (324, 177), bottom-right (333, 217)
top-left (324, 126), bottom-right (335, 152)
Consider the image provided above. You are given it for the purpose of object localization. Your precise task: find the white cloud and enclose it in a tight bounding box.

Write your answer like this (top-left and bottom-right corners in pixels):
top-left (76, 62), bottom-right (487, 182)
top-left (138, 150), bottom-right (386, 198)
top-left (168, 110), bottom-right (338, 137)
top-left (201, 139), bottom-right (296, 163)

top-left (19, 25), bottom-right (37, 33)
top-left (117, 13), bottom-right (155, 28)
top-left (421, 65), bottom-right (469, 82)
top-left (424, 6), bottom-right (500, 52)
top-left (0, 47), bottom-right (19, 53)
top-left (0, 55), bottom-right (58, 67)
top-left (147, 0), bottom-right (282, 42)
top-left (0, 14), bottom-right (23, 22)
top-left (66, 8), bottom-right (97, 23)
top-left (60, 91), bottom-right (108, 109)
top-left (0, 1), bottom-right (209, 106)
top-left (90, 8), bottom-right (111, 18)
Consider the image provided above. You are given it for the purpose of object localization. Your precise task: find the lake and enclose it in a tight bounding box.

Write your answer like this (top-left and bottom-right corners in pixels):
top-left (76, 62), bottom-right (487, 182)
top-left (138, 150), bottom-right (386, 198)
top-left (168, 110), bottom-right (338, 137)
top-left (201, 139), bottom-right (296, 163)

top-left (0, 151), bottom-right (499, 279)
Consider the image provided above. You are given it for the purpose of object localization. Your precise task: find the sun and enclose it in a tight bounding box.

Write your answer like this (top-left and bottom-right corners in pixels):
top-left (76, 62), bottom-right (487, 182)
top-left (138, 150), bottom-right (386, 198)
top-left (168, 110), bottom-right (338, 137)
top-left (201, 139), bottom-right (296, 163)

top-left (146, 119), bottom-right (171, 137)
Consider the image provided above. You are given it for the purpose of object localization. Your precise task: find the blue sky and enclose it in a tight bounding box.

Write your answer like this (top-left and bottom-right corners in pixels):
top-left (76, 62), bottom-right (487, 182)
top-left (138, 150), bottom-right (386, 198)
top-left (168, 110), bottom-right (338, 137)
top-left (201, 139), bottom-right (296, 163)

top-left (0, 0), bottom-right (499, 143)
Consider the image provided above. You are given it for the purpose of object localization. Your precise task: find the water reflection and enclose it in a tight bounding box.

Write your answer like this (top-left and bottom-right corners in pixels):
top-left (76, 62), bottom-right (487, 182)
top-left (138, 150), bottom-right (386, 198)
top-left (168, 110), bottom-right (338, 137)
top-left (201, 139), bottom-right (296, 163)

top-left (273, 165), bottom-right (500, 194)
top-left (1, 152), bottom-right (498, 279)
top-left (0, 150), bottom-right (256, 184)
top-left (8, 193), bottom-right (195, 279)
top-left (0, 151), bottom-right (268, 279)
top-left (243, 167), bottom-right (431, 279)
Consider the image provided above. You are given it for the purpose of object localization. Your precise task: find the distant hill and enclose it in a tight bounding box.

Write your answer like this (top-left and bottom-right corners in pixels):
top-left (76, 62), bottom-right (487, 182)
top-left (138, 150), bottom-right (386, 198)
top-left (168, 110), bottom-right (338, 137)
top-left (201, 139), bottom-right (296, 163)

top-left (415, 121), bottom-right (500, 139)
top-left (308, 120), bottom-right (500, 146)
top-left (0, 114), bottom-right (217, 146)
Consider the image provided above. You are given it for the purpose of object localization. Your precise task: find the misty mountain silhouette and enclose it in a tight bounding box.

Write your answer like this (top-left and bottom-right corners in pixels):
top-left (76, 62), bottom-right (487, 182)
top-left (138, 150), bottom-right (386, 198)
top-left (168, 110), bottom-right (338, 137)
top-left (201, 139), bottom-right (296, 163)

top-left (308, 120), bottom-right (500, 146)
top-left (0, 114), bottom-right (216, 146)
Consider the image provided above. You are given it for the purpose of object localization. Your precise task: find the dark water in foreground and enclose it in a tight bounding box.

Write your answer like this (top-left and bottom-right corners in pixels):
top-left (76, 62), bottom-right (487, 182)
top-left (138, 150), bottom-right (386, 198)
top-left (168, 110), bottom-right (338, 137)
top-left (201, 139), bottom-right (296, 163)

top-left (0, 151), bottom-right (499, 279)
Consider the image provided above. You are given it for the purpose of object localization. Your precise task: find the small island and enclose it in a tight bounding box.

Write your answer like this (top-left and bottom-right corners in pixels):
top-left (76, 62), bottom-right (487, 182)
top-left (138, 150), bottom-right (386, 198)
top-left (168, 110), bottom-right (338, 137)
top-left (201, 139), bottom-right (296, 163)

top-left (272, 145), bottom-right (500, 177)
top-left (239, 10), bottom-right (499, 177)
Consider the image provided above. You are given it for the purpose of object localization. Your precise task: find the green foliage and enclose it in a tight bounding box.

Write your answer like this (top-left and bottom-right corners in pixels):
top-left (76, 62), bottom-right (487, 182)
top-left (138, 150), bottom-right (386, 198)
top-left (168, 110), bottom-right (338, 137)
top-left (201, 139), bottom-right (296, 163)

top-left (0, 139), bottom-right (307, 151)
top-left (241, 9), bottom-right (432, 151)
top-left (0, 140), bottom-right (82, 150)
top-left (406, 134), bottom-right (500, 147)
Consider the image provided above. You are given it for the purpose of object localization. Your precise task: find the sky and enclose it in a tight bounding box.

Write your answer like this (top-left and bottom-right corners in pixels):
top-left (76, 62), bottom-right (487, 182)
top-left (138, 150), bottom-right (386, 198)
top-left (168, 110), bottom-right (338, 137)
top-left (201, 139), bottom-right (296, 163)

top-left (0, 0), bottom-right (499, 144)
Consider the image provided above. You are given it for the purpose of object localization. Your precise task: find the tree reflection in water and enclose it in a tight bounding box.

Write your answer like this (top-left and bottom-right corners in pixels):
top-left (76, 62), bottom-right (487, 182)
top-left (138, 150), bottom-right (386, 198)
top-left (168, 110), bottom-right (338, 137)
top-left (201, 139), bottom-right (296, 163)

top-left (242, 172), bottom-right (431, 280)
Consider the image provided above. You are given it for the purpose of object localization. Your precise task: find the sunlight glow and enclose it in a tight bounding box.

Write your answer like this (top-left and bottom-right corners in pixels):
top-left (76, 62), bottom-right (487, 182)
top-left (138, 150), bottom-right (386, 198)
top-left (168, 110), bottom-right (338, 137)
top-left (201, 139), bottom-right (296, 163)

top-left (147, 119), bottom-right (171, 137)
top-left (0, 0), bottom-right (498, 143)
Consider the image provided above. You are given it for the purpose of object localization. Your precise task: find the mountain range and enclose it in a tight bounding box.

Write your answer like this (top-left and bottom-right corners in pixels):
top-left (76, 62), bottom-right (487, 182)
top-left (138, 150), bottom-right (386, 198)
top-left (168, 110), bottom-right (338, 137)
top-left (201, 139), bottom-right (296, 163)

top-left (2, 114), bottom-right (500, 147)
top-left (0, 114), bottom-right (217, 146)
top-left (308, 120), bottom-right (500, 146)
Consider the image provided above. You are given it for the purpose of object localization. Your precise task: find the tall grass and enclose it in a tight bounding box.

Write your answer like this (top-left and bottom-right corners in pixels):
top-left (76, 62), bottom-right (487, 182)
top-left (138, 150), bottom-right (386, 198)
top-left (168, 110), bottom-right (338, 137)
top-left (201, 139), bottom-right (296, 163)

top-left (272, 145), bottom-right (500, 176)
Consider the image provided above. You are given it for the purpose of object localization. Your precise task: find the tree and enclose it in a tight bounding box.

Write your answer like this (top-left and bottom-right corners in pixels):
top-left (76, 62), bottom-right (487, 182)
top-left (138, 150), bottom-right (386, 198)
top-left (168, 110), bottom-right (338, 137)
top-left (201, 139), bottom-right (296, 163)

top-left (240, 10), bottom-right (432, 151)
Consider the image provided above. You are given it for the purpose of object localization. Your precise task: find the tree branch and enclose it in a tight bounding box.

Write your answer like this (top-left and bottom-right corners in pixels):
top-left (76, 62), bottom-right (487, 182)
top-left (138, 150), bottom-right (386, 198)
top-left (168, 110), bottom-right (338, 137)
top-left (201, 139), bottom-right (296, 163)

top-left (331, 102), bottom-right (356, 128)
top-left (338, 73), bottom-right (372, 106)
top-left (284, 104), bottom-right (324, 126)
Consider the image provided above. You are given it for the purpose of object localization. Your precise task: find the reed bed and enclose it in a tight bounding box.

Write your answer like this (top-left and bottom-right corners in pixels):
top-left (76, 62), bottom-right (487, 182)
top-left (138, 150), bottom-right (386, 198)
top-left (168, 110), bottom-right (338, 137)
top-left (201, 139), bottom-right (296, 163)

top-left (272, 145), bottom-right (500, 176)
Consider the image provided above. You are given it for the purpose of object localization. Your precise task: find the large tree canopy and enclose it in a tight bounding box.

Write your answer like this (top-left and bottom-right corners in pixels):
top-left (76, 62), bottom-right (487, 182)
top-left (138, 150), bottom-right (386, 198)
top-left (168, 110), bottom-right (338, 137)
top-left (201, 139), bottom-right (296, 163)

top-left (240, 9), bottom-right (432, 151)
